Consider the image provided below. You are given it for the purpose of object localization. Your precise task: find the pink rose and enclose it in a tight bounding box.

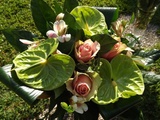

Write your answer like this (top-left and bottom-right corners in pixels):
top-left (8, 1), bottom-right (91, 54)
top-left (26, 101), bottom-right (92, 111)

top-left (65, 72), bottom-right (102, 114)
top-left (66, 72), bottom-right (102, 101)
top-left (75, 39), bottom-right (100, 63)
top-left (69, 73), bottom-right (92, 97)
top-left (102, 42), bottom-right (127, 61)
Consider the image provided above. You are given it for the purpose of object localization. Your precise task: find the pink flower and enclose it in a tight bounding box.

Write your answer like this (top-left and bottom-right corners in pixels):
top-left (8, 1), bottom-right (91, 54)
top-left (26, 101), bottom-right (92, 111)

top-left (71, 73), bottom-right (92, 97)
top-left (75, 39), bottom-right (100, 63)
top-left (46, 13), bottom-right (71, 43)
top-left (65, 72), bottom-right (102, 113)
top-left (102, 42), bottom-right (127, 61)
top-left (46, 30), bottom-right (58, 38)
top-left (66, 72), bottom-right (102, 100)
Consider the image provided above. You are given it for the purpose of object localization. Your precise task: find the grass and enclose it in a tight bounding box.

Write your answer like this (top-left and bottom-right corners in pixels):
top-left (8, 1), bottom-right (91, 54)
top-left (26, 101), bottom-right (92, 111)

top-left (0, 0), bottom-right (160, 119)
top-left (0, 83), bottom-right (49, 120)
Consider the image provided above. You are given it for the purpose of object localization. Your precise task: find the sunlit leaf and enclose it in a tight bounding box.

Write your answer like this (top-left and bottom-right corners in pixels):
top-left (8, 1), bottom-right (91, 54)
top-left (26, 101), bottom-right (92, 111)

top-left (13, 39), bottom-right (75, 90)
top-left (93, 55), bottom-right (144, 104)
top-left (70, 6), bottom-right (108, 37)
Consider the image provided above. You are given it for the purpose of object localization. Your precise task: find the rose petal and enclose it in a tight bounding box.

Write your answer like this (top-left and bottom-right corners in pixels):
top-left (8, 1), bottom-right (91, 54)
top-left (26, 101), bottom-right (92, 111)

top-left (91, 41), bottom-right (100, 57)
top-left (75, 39), bottom-right (100, 63)
top-left (76, 83), bottom-right (90, 96)
top-left (102, 42), bottom-right (127, 60)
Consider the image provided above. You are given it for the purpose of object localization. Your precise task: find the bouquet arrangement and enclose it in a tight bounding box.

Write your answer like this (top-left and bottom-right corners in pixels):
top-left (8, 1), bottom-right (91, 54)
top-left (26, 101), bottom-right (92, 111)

top-left (1, 0), bottom-right (145, 119)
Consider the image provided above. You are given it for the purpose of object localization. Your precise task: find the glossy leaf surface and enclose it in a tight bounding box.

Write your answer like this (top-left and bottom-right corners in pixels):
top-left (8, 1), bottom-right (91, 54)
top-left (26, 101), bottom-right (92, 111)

top-left (31, 0), bottom-right (56, 36)
top-left (70, 6), bottom-right (108, 37)
top-left (93, 55), bottom-right (144, 104)
top-left (13, 39), bottom-right (75, 90)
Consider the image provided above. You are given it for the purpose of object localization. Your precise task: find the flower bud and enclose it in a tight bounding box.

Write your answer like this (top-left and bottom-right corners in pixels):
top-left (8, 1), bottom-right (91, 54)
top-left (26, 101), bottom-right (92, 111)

top-left (46, 30), bottom-right (58, 38)
top-left (102, 42), bottom-right (127, 61)
top-left (54, 20), bottom-right (67, 36)
top-left (56, 13), bottom-right (65, 21)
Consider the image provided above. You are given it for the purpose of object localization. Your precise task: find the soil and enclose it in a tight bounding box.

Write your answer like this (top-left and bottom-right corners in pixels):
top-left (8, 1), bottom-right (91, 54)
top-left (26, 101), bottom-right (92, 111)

top-left (119, 14), bottom-right (160, 48)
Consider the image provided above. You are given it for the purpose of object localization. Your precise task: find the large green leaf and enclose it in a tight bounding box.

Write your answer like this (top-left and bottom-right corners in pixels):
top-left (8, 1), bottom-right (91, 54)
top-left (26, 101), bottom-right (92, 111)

top-left (93, 55), bottom-right (144, 104)
top-left (99, 96), bottom-right (143, 119)
top-left (91, 34), bottom-right (117, 56)
top-left (70, 6), bottom-right (108, 37)
top-left (31, 0), bottom-right (56, 36)
top-left (63, 0), bottom-right (78, 13)
top-left (0, 65), bottom-right (43, 105)
top-left (2, 29), bottom-right (35, 52)
top-left (13, 39), bottom-right (75, 90)
top-left (142, 70), bottom-right (160, 85)
top-left (134, 49), bottom-right (160, 65)
top-left (93, 58), bottom-right (118, 104)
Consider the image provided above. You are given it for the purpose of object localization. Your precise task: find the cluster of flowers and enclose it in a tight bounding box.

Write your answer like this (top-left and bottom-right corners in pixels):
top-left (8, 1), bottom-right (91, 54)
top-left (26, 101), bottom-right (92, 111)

top-left (20, 13), bottom-right (133, 114)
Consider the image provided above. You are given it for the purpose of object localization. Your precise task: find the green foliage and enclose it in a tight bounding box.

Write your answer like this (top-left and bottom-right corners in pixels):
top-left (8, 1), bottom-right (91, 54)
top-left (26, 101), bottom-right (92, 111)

top-left (116, 0), bottom-right (137, 13)
top-left (135, 49), bottom-right (160, 120)
top-left (70, 6), bottom-right (108, 37)
top-left (93, 55), bottom-right (144, 104)
top-left (139, 83), bottom-right (160, 120)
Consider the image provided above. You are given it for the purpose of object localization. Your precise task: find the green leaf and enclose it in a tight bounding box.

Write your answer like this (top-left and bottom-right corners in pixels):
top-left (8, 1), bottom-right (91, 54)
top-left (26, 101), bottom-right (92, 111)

top-left (53, 1), bottom-right (63, 14)
top-left (111, 55), bottom-right (144, 97)
top-left (0, 65), bottom-right (43, 105)
top-left (142, 70), bottom-right (160, 85)
top-left (64, 11), bottom-right (81, 30)
top-left (70, 6), bottom-right (108, 37)
top-left (93, 58), bottom-right (118, 104)
top-left (93, 55), bottom-right (144, 104)
top-left (31, 0), bottom-right (56, 36)
top-left (63, 0), bottom-right (78, 13)
top-left (2, 29), bottom-right (35, 52)
top-left (95, 7), bottom-right (119, 28)
top-left (13, 39), bottom-right (75, 90)
top-left (99, 96), bottom-right (143, 120)
top-left (91, 34), bottom-right (117, 56)
top-left (134, 49), bottom-right (160, 65)
top-left (61, 102), bottom-right (74, 113)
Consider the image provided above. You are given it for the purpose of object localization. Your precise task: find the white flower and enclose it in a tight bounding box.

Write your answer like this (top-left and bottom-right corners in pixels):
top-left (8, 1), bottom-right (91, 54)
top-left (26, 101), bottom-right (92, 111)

top-left (46, 18), bottom-right (71, 43)
top-left (70, 95), bottom-right (88, 114)
top-left (56, 13), bottom-right (65, 21)
top-left (19, 39), bottom-right (39, 49)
